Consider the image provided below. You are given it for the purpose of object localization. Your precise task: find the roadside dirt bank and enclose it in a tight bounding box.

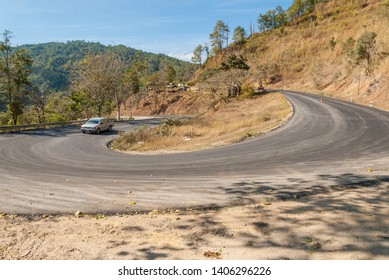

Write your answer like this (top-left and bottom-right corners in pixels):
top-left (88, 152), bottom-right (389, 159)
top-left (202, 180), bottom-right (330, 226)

top-left (1, 180), bottom-right (388, 260)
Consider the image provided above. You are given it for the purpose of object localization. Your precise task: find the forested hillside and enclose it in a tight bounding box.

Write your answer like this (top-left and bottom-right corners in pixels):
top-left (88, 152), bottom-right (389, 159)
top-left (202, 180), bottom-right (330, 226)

top-left (1, 37), bottom-right (195, 125)
top-left (16, 41), bottom-right (194, 91)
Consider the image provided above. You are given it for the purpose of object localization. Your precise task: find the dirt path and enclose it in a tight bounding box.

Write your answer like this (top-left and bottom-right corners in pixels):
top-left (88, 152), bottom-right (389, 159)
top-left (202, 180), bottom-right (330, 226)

top-left (1, 180), bottom-right (388, 260)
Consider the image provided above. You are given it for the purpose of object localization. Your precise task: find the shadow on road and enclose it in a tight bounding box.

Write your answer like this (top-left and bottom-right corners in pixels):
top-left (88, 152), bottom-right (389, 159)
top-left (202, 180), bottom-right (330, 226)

top-left (3, 126), bottom-right (82, 138)
top-left (220, 173), bottom-right (389, 203)
top-left (107, 173), bottom-right (388, 260)
top-left (0, 118), bottom-right (165, 138)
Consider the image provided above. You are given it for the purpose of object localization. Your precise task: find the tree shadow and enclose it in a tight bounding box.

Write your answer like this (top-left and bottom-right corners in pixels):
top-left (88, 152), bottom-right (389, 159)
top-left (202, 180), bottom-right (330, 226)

top-left (1, 125), bottom-right (82, 138)
top-left (219, 174), bottom-right (389, 203)
top-left (223, 174), bottom-right (388, 259)
top-left (96, 173), bottom-right (388, 259)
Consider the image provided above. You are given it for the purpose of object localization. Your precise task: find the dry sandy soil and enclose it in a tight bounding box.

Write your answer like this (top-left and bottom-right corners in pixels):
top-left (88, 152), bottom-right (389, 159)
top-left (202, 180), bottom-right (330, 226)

top-left (1, 179), bottom-right (388, 260)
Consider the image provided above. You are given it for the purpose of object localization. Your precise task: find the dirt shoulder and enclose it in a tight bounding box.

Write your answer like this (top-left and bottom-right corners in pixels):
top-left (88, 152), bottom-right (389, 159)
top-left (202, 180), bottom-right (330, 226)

top-left (1, 180), bottom-right (388, 260)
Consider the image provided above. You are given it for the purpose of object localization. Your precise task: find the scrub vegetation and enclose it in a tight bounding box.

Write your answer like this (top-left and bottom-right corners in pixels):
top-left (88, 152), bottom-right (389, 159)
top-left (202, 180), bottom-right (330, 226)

top-left (111, 92), bottom-right (291, 152)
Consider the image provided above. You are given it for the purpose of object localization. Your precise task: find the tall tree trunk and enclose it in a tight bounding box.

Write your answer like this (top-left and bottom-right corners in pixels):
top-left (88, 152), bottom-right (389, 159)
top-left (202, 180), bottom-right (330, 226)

top-left (12, 114), bottom-right (17, 126)
top-left (116, 103), bottom-right (121, 121)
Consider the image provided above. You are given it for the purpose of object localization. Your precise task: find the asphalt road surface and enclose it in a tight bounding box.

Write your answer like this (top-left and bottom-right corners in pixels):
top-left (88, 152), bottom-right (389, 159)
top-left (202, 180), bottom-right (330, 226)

top-left (1, 90), bottom-right (388, 214)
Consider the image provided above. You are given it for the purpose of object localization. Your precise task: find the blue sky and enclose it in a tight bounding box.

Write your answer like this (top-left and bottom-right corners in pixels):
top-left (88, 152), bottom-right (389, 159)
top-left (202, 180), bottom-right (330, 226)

top-left (0, 0), bottom-right (293, 61)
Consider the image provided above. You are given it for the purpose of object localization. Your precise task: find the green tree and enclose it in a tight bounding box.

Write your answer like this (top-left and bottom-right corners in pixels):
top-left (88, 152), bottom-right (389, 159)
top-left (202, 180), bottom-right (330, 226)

top-left (157, 61), bottom-right (176, 85)
top-left (44, 92), bottom-right (72, 122)
top-left (7, 101), bottom-right (24, 125)
top-left (258, 10), bottom-right (276, 32)
top-left (287, 0), bottom-right (306, 21)
top-left (232, 26), bottom-right (247, 45)
top-left (304, 0), bottom-right (328, 12)
top-left (72, 54), bottom-right (113, 117)
top-left (329, 37), bottom-right (336, 51)
top-left (72, 53), bottom-right (141, 120)
top-left (30, 84), bottom-right (49, 123)
top-left (275, 6), bottom-right (287, 27)
top-left (0, 30), bottom-right (33, 124)
top-left (342, 37), bottom-right (356, 56)
top-left (352, 32), bottom-right (378, 74)
top-left (0, 30), bottom-right (13, 106)
top-left (104, 54), bottom-right (130, 121)
top-left (68, 90), bottom-right (91, 119)
top-left (287, 0), bottom-right (328, 21)
top-left (219, 55), bottom-right (249, 71)
top-left (209, 20), bottom-right (230, 55)
top-left (203, 43), bottom-right (210, 60)
top-left (191, 44), bottom-right (203, 65)
top-left (257, 6), bottom-right (286, 32)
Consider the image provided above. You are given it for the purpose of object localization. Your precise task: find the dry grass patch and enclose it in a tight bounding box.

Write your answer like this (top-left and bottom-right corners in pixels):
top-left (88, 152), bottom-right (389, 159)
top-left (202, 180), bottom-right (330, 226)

top-left (111, 93), bottom-right (291, 153)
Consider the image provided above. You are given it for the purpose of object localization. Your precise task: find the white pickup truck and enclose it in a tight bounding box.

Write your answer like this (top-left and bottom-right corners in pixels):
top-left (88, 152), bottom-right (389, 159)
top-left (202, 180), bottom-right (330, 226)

top-left (80, 117), bottom-right (114, 134)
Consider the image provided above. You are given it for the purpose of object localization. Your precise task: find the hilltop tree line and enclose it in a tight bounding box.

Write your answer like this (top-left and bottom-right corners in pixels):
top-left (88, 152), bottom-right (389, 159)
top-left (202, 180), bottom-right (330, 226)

top-left (257, 0), bottom-right (330, 32)
top-left (192, 21), bottom-right (247, 65)
top-left (0, 32), bottom-right (196, 125)
top-left (21, 41), bottom-right (194, 92)
top-left (191, 0), bottom-right (330, 65)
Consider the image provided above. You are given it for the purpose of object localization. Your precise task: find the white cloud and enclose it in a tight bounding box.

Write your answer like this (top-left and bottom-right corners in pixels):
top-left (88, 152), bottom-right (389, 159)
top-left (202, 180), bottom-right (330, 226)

top-left (167, 52), bottom-right (193, 62)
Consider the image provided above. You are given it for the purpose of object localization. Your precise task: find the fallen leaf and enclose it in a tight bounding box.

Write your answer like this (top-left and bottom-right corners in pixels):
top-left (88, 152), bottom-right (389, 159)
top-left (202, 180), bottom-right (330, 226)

top-left (128, 202), bottom-right (137, 205)
top-left (311, 242), bottom-right (322, 250)
top-left (304, 237), bottom-right (313, 243)
top-left (204, 250), bottom-right (221, 259)
top-left (149, 210), bottom-right (158, 215)
top-left (377, 234), bottom-right (389, 240)
top-left (263, 201), bottom-right (272, 206)
top-left (74, 211), bottom-right (84, 218)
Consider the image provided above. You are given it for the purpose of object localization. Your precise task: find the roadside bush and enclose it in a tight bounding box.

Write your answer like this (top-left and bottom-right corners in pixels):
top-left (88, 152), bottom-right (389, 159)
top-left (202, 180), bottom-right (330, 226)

top-left (0, 112), bottom-right (12, 126)
top-left (163, 118), bottom-right (186, 127)
top-left (155, 123), bottom-right (174, 137)
top-left (240, 83), bottom-right (256, 98)
top-left (18, 109), bottom-right (35, 125)
top-left (155, 118), bottom-right (187, 137)
top-left (46, 113), bottom-right (67, 123)
top-left (111, 126), bottom-right (151, 150)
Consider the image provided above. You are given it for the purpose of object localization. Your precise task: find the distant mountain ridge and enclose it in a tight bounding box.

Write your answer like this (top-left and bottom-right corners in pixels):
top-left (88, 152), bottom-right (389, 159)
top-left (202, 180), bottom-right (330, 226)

top-left (16, 40), bottom-right (194, 91)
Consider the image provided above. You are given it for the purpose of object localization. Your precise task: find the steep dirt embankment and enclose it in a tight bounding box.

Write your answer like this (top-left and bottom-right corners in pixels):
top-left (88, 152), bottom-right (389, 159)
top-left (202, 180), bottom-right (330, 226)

top-left (197, 0), bottom-right (389, 111)
top-left (120, 90), bottom-right (206, 117)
